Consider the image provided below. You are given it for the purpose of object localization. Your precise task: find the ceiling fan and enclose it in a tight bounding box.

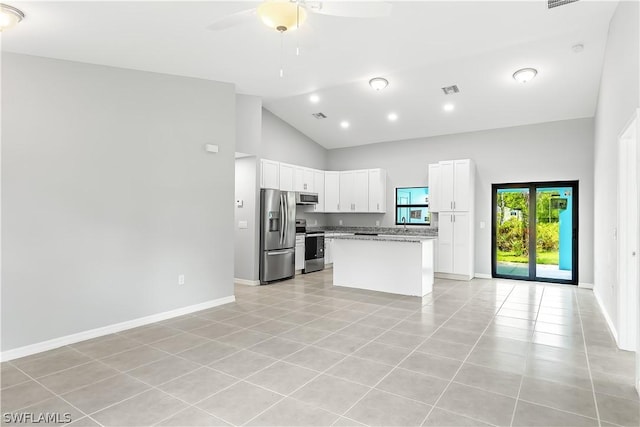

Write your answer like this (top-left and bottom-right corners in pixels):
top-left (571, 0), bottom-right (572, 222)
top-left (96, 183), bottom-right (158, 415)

top-left (206, 0), bottom-right (393, 33)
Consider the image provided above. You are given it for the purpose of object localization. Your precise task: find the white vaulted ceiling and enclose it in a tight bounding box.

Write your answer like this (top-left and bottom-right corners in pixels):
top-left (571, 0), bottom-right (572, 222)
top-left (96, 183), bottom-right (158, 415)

top-left (2, 1), bottom-right (618, 148)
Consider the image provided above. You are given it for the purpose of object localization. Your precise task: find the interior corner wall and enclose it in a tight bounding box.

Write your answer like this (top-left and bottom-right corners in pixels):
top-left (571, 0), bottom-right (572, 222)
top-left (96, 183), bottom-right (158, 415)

top-left (261, 108), bottom-right (329, 226)
top-left (234, 156), bottom-right (259, 282)
top-left (326, 118), bottom-right (595, 282)
top-left (261, 109), bottom-right (328, 171)
top-left (1, 53), bottom-right (236, 352)
top-left (593, 0), bottom-right (640, 334)
top-left (235, 95), bottom-right (263, 283)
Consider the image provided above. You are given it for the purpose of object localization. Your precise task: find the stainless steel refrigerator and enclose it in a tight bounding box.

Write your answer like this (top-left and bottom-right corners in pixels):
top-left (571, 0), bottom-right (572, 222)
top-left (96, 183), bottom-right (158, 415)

top-left (259, 189), bottom-right (296, 284)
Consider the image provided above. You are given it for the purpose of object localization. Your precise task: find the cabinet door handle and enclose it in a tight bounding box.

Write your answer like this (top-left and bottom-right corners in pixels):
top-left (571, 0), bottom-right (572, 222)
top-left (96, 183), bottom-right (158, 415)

top-left (453, 201), bottom-right (456, 210)
top-left (450, 215), bottom-right (453, 222)
top-left (450, 201), bottom-right (453, 209)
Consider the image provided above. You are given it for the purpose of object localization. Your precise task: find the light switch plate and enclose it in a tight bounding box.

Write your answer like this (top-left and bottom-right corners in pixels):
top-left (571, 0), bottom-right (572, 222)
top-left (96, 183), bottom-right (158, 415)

top-left (236, 199), bottom-right (243, 208)
top-left (238, 221), bottom-right (248, 229)
top-left (480, 221), bottom-right (485, 229)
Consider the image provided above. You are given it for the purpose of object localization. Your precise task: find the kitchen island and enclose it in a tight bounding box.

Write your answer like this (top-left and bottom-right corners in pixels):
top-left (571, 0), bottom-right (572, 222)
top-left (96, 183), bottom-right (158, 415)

top-left (332, 234), bottom-right (435, 297)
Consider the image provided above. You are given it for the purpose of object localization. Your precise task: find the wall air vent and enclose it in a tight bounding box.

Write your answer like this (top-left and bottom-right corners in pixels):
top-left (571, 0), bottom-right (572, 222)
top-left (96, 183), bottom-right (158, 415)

top-left (548, 0), bottom-right (579, 9)
top-left (442, 85), bottom-right (460, 95)
top-left (312, 112), bottom-right (327, 119)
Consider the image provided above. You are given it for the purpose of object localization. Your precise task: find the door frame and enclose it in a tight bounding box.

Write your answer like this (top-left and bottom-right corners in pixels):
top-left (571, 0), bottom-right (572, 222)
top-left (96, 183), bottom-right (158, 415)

top-left (491, 181), bottom-right (579, 285)
top-left (617, 109), bottom-right (639, 353)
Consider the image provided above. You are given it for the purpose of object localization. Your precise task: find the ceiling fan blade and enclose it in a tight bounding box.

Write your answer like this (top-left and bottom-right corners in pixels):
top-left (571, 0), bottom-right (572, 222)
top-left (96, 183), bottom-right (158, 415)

top-left (206, 8), bottom-right (256, 32)
top-left (307, 1), bottom-right (392, 18)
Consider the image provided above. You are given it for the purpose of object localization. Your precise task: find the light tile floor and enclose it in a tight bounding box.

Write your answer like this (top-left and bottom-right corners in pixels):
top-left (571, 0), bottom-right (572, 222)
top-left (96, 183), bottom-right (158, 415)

top-left (2, 271), bottom-right (638, 426)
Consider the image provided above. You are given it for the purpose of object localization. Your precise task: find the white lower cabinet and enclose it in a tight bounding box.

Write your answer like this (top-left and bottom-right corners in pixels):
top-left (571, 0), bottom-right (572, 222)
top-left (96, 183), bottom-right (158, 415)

top-left (436, 212), bottom-right (473, 279)
top-left (295, 235), bottom-right (305, 271)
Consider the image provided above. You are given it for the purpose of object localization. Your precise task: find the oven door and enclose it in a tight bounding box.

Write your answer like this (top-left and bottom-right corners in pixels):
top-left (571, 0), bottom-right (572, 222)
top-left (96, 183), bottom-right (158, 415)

top-left (304, 234), bottom-right (325, 273)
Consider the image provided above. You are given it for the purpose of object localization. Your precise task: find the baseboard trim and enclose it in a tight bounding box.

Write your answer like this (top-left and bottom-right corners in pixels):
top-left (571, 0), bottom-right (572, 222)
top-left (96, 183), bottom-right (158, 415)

top-left (435, 272), bottom-right (473, 281)
top-left (0, 295), bottom-right (236, 362)
top-left (593, 287), bottom-right (618, 344)
top-left (578, 282), bottom-right (594, 290)
top-left (474, 273), bottom-right (492, 279)
top-left (234, 278), bottom-right (260, 286)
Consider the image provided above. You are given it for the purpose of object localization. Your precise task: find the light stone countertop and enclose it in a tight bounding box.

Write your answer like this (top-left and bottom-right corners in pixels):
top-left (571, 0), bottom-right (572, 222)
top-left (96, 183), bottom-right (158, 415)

top-left (330, 234), bottom-right (437, 243)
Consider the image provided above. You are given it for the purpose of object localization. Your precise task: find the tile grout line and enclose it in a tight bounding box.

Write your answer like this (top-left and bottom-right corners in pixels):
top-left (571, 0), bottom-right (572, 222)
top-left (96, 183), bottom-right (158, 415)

top-left (334, 280), bottom-right (500, 423)
top-left (575, 286), bottom-right (603, 427)
top-left (418, 282), bottom-right (521, 426)
top-left (508, 285), bottom-right (545, 426)
top-left (239, 277), bottom-right (467, 426)
top-left (239, 296), bottom-right (423, 425)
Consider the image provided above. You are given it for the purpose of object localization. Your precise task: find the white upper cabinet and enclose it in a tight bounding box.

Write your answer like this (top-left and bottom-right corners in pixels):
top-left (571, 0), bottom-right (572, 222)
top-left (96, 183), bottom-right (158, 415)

top-left (340, 170), bottom-right (369, 212)
top-left (324, 171), bottom-right (340, 213)
top-left (279, 163), bottom-right (295, 191)
top-left (339, 171), bottom-right (355, 212)
top-left (427, 163), bottom-right (440, 212)
top-left (294, 166), bottom-right (314, 192)
top-left (259, 159), bottom-right (385, 214)
top-left (313, 170), bottom-right (325, 212)
top-left (431, 159), bottom-right (474, 212)
top-left (260, 159), bottom-right (279, 189)
top-left (368, 168), bottom-right (387, 213)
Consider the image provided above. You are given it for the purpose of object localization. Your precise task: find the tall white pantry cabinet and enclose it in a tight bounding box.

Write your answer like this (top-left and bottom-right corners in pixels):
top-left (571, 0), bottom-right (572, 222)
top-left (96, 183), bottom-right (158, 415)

top-left (429, 159), bottom-right (475, 280)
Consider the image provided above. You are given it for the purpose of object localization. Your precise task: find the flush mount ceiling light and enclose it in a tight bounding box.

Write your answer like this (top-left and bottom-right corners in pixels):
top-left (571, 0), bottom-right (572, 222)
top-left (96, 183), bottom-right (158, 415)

top-left (387, 113), bottom-right (398, 121)
top-left (513, 68), bottom-right (538, 83)
top-left (340, 121), bottom-right (350, 129)
top-left (0, 3), bottom-right (25, 31)
top-left (443, 103), bottom-right (455, 112)
top-left (309, 94), bottom-right (320, 103)
top-left (257, 1), bottom-right (307, 32)
top-left (369, 77), bottom-right (389, 91)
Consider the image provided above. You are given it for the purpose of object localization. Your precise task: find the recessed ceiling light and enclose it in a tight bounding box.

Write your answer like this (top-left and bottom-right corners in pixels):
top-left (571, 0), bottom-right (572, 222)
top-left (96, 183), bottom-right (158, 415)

top-left (340, 121), bottom-right (350, 129)
top-left (513, 68), bottom-right (538, 83)
top-left (309, 94), bottom-right (320, 103)
top-left (369, 77), bottom-right (389, 91)
top-left (443, 104), bottom-right (455, 112)
top-left (387, 113), bottom-right (398, 121)
top-left (0, 4), bottom-right (25, 31)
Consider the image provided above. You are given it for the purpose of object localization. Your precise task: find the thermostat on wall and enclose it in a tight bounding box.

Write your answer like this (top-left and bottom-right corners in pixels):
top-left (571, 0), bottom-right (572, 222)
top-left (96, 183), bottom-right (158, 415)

top-left (205, 144), bottom-right (219, 153)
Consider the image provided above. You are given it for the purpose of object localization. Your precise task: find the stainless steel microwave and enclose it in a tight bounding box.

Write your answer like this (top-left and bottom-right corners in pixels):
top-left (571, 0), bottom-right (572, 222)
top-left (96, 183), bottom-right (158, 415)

top-left (295, 192), bottom-right (318, 205)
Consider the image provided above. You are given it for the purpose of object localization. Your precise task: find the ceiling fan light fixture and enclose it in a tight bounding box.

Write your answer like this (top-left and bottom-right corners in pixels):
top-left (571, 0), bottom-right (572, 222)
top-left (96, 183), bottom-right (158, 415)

top-left (0, 3), bottom-right (24, 31)
top-left (369, 77), bottom-right (389, 91)
top-left (257, 1), bottom-right (307, 32)
top-left (513, 68), bottom-right (538, 83)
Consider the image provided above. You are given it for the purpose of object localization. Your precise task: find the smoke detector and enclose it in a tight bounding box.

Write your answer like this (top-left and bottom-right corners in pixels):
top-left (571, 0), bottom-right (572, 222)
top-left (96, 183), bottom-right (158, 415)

top-left (312, 112), bottom-right (327, 119)
top-left (442, 85), bottom-right (460, 95)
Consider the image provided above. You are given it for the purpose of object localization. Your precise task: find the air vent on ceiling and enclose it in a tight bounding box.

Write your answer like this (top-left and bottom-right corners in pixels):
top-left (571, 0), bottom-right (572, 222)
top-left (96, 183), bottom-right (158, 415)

top-left (442, 85), bottom-right (460, 95)
top-left (548, 0), bottom-right (579, 9)
top-left (312, 112), bottom-right (327, 119)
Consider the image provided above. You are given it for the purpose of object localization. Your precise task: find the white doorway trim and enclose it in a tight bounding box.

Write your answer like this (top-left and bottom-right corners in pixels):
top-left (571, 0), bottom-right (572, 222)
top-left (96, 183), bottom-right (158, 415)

top-left (617, 110), bottom-right (639, 353)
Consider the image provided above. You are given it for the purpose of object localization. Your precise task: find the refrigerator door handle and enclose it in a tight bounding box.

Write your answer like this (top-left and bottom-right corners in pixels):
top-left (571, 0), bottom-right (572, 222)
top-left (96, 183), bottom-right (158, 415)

top-left (279, 194), bottom-right (284, 245)
top-left (267, 249), bottom-right (293, 256)
top-left (282, 193), bottom-right (287, 245)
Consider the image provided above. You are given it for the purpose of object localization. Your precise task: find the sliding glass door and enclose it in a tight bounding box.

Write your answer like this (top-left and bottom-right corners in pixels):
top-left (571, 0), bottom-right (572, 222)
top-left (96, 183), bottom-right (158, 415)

top-left (492, 181), bottom-right (578, 285)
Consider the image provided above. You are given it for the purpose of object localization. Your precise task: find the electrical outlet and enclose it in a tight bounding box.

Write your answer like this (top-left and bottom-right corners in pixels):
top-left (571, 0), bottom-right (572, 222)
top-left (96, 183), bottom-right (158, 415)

top-left (376, 220), bottom-right (380, 226)
top-left (339, 220), bottom-right (343, 225)
top-left (480, 221), bottom-right (486, 229)
top-left (178, 274), bottom-right (185, 286)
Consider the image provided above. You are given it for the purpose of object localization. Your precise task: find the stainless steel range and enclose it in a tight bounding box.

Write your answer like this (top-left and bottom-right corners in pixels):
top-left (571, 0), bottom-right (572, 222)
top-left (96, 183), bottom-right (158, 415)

top-left (295, 219), bottom-right (325, 274)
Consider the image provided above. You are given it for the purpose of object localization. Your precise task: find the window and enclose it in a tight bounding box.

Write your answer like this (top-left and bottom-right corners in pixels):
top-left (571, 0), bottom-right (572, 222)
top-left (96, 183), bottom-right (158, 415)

top-left (396, 187), bottom-right (430, 225)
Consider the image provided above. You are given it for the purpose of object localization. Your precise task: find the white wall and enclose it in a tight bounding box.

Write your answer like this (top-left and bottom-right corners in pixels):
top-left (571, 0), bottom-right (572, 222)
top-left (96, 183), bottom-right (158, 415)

top-left (1, 53), bottom-right (236, 352)
top-left (593, 0), bottom-right (640, 336)
top-left (234, 156), bottom-right (259, 282)
top-left (262, 109), bottom-right (328, 170)
top-left (327, 118), bottom-right (595, 283)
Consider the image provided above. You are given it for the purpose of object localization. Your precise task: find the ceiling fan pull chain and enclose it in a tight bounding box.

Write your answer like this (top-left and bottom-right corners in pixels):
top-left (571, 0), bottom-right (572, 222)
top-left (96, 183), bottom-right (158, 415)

top-left (280, 30), bottom-right (284, 78)
top-left (296, 4), bottom-right (300, 56)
